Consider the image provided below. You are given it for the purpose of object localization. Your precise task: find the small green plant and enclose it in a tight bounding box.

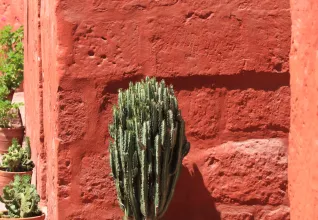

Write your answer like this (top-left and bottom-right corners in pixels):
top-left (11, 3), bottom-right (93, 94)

top-left (0, 175), bottom-right (42, 218)
top-left (1, 138), bottom-right (34, 172)
top-left (109, 77), bottom-right (190, 220)
top-left (0, 78), bottom-right (11, 100)
top-left (0, 25), bottom-right (24, 94)
top-left (0, 100), bottom-right (21, 128)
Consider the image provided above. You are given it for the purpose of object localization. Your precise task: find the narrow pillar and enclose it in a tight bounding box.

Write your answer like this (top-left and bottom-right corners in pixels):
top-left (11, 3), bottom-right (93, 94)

top-left (289, 0), bottom-right (318, 219)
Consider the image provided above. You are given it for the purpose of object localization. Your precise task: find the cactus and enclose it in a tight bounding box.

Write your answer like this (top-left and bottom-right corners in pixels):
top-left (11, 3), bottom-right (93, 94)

top-left (109, 77), bottom-right (190, 220)
top-left (1, 138), bottom-right (35, 172)
top-left (0, 175), bottom-right (42, 218)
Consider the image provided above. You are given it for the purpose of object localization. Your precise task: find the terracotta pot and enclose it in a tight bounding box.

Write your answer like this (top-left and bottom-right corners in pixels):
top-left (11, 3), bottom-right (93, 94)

top-left (6, 90), bottom-right (14, 102)
top-left (0, 170), bottom-right (32, 195)
top-left (15, 82), bottom-right (24, 92)
top-left (0, 213), bottom-right (45, 220)
top-left (0, 127), bottom-right (24, 153)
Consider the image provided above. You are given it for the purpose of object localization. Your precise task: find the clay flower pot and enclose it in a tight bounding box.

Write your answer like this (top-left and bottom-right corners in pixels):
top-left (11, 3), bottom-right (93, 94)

top-left (0, 212), bottom-right (45, 220)
top-left (0, 127), bottom-right (24, 153)
top-left (6, 90), bottom-right (14, 102)
top-left (15, 82), bottom-right (24, 92)
top-left (0, 170), bottom-right (32, 195)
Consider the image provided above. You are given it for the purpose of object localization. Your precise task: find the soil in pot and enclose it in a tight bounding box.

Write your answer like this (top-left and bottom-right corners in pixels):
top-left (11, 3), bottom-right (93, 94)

top-left (0, 170), bottom-right (32, 195)
top-left (0, 212), bottom-right (45, 220)
top-left (0, 127), bottom-right (24, 154)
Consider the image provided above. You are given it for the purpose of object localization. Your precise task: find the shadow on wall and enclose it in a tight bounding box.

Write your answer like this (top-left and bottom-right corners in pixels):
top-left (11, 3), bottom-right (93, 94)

top-left (164, 164), bottom-right (220, 220)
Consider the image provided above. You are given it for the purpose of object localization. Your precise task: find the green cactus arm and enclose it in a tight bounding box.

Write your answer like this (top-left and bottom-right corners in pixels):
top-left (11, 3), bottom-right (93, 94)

top-left (110, 142), bottom-right (125, 210)
top-left (159, 119), bottom-right (189, 218)
top-left (154, 134), bottom-right (161, 217)
top-left (139, 122), bottom-right (148, 217)
top-left (25, 137), bottom-right (32, 159)
top-left (127, 131), bottom-right (140, 220)
top-left (19, 193), bottom-right (29, 217)
top-left (158, 119), bottom-right (171, 214)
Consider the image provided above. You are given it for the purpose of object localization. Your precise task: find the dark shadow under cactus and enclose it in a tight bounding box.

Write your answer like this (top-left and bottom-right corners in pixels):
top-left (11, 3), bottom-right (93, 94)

top-left (164, 164), bottom-right (220, 220)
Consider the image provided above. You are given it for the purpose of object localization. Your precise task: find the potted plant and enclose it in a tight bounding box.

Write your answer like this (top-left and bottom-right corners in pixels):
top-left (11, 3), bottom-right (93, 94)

top-left (109, 77), bottom-right (190, 220)
top-left (0, 138), bottom-right (34, 194)
top-left (0, 100), bottom-right (24, 153)
top-left (0, 25), bottom-right (24, 101)
top-left (0, 175), bottom-right (44, 219)
top-left (0, 82), bottom-right (11, 101)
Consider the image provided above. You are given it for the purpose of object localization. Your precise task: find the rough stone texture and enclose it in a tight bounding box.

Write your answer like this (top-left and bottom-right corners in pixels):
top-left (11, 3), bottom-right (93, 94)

top-left (23, 0), bottom-right (291, 219)
top-left (64, 1), bottom-right (290, 78)
top-left (0, 0), bottom-right (23, 29)
top-left (164, 139), bottom-right (289, 220)
top-left (259, 206), bottom-right (290, 220)
top-left (203, 139), bottom-right (288, 206)
top-left (289, 0), bottom-right (318, 219)
top-left (221, 210), bottom-right (254, 220)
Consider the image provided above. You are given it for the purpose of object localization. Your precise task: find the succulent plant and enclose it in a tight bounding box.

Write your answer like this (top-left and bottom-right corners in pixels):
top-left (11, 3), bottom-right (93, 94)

top-left (0, 100), bottom-right (21, 128)
top-left (0, 175), bottom-right (42, 218)
top-left (109, 77), bottom-right (190, 220)
top-left (1, 138), bottom-right (34, 172)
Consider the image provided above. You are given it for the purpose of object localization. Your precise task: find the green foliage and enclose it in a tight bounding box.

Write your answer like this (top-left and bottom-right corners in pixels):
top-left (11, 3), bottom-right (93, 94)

top-left (0, 100), bottom-right (21, 128)
top-left (0, 78), bottom-right (10, 100)
top-left (109, 77), bottom-right (190, 220)
top-left (0, 25), bottom-right (24, 93)
top-left (0, 175), bottom-right (42, 218)
top-left (1, 138), bottom-right (34, 172)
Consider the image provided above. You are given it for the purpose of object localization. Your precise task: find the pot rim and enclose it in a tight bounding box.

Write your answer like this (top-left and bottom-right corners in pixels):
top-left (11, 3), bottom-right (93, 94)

top-left (0, 212), bottom-right (45, 219)
top-left (0, 127), bottom-right (24, 131)
top-left (0, 170), bottom-right (32, 175)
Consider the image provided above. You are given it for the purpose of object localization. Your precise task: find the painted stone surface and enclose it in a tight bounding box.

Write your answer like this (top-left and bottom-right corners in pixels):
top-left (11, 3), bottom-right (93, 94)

top-left (23, 0), bottom-right (291, 219)
top-left (0, 0), bottom-right (23, 29)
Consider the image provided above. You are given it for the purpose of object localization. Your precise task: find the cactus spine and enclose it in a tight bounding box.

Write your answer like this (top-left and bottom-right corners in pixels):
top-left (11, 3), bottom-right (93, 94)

top-left (109, 77), bottom-right (190, 220)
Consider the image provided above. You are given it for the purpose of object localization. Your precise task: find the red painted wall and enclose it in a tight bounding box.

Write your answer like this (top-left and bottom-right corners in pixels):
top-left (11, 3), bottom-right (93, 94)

top-left (289, 0), bottom-right (318, 219)
top-left (0, 0), bottom-right (23, 29)
top-left (23, 0), bottom-right (46, 202)
top-left (24, 0), bottom-right (291, 219)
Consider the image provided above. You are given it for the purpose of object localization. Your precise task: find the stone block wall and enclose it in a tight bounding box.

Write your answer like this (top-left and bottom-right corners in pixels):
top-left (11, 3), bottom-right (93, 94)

top-left (23, 0), bottom-right (291, 219)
